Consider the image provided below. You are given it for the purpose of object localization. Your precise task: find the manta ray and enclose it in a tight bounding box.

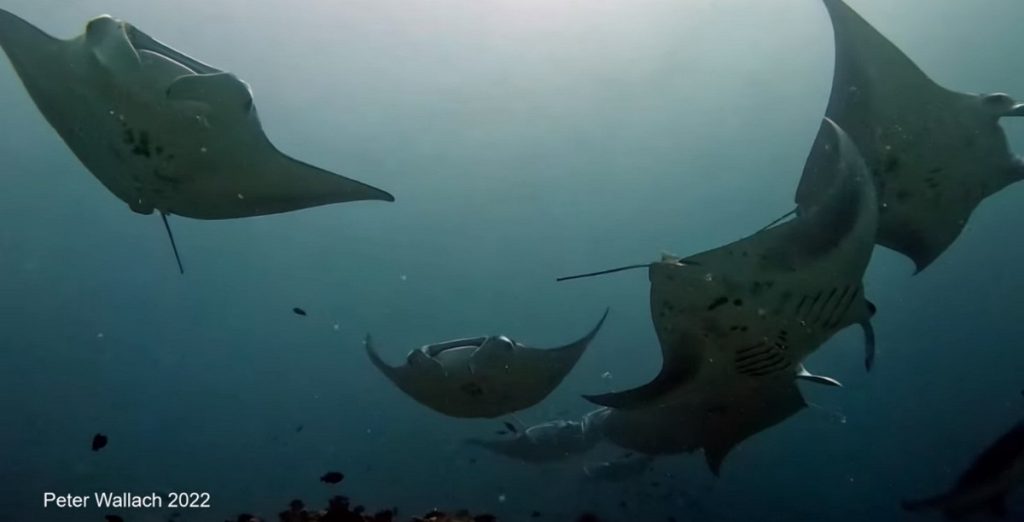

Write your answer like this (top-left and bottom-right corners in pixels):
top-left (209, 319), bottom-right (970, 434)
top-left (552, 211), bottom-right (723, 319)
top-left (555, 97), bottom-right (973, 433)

top-left (794, 0), bottom-right (1024, 272)
top-left (568, 119), bottom-right (877, 411)
top-left (465, 418), bottom-right (601, 463)
top-left (0, 10), bottom-right (393, 272)
top-left (582, 454), bottom-right (655, 482)
top-left (904, 419), bottom-right (1024, 519)
top-left (365, 310), bottom-right (608, 418)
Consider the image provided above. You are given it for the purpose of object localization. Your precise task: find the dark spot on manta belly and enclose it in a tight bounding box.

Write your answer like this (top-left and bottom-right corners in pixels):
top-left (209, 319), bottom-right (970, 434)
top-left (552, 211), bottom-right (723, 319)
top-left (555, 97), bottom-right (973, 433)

top-left (883, 155), bottom-right (901, 174)
top-left (461, 382), bottom-right (484, 397)
top-left (707, 297), bottom-right (729, 311)
top-left (153, 170), bottom-right (181, 186)
top-left (130, 130), bottom-right (152, 158)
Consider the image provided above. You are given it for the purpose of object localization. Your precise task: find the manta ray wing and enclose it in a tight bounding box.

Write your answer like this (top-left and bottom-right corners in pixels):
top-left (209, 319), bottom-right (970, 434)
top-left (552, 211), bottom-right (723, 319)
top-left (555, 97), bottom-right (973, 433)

top-left (0, 10), bottom-right (394, 222)
top-left (513, 308), bottom-right (609, 388)
top-left (701, 380), bottom-right (808, 475)
top-left (796, 0), bottom-right (1024, 272)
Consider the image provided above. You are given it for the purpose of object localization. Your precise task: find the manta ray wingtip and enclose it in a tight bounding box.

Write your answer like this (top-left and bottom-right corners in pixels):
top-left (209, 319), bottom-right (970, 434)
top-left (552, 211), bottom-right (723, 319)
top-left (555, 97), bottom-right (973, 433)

top-left (582, 384), bottom-right (665, 410)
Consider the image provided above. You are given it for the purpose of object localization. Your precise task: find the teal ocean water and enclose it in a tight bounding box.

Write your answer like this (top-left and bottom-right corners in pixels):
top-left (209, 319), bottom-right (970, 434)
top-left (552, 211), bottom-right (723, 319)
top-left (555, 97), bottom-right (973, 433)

top-left (1, 0), bottom-right (1023, 520)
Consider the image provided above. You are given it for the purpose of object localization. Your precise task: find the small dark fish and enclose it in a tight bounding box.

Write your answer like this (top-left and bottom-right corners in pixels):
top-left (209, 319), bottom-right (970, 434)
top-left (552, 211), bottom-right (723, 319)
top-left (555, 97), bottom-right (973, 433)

top-left (531, 510), bottom-right (542, 518)
top-left (295, 425), bottom-right (304, 433)
top-left (495, 430), bottom-right (508, 435)
top-left (293, 307), bottom-right (307, 316)
top-left (468, 458), bottom-right (477, 464)
top-left (91, 433), bottom-right (108, 451)
top-left (503, 421), bottom-right (518, 434)
top-left (320, 471), bottom-right (344, 484)
top-left (105, 516), bottom-right (124, 522)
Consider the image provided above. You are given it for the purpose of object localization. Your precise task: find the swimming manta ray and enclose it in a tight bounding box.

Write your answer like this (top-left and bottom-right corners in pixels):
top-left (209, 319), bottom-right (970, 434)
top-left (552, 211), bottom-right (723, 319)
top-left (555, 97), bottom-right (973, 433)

top-left (569, 119), bottom-right (877, 411)
top-left (465, 418), bottom-right (601, 463)
top-left (585, 379), bottom-right (811, 475)
top-left (794, 0), bottom-right (1024, 273)
top-left (582, 453), bottom-right (655, 482)
top-left (365, 310), bottom-right (608, 418)
top-left (0, 10), bottom-right (394, 273)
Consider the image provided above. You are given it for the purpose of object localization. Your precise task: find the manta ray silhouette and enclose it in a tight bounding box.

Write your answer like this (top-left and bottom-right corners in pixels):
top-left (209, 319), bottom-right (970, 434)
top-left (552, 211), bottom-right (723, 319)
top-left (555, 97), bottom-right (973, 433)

top-left (795, 0), bottom-right (1024, 273)
top-left (365, 310), bottom-right (608, 418)
top-left (561, 119), bottom-right (877, 411)
top-left (0, 10), bottom-right (394, 273)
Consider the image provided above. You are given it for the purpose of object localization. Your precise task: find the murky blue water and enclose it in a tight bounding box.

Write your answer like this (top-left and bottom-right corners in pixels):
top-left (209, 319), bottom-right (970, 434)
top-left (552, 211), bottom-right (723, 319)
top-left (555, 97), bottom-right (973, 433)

top-left (1, 1), bottom-right (1023, 520)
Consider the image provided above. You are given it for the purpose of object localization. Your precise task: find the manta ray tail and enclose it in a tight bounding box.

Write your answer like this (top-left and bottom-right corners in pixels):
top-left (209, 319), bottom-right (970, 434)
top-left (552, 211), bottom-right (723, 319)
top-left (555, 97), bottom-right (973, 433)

top-left (160, 212), bottom-right (184, 274)
top-left (759, 208), bottom-right (798, 231)
top-left (556, 264), bottom-right (651, 282)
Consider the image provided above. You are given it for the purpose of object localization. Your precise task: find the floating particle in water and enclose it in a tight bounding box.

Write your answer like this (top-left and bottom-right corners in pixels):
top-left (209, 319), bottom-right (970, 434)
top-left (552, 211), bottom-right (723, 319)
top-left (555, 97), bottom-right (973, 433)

top-left (601, 371), bottom-right (612, 380)
top-left (237, 193), bottom-right (245, 200)
top-left (498, 494), bottom-right (507, 503)
top-left (293, 307), bottom-right (307, 316)
top-left (320, 471), bottom-right (344, 484)
top-left (333, 323), bottom-right (340, 331)
top-left (96, 332), bottom-right (104, 339)
top-left (91, 433), bottom-right (108, 451)
top-left (400, 275), bottom-right (407, 281)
